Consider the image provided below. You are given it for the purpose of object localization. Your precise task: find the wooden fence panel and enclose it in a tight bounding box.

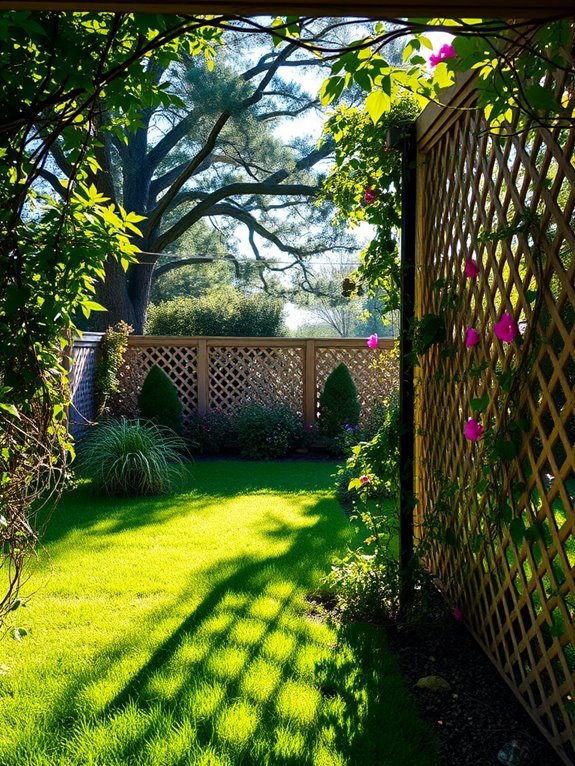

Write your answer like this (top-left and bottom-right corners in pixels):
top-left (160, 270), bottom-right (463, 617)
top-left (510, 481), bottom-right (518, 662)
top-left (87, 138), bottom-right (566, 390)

top-left (68, 332), bottom-right (103, 441)
top-left (415, 73), bottom-right (575, 763)
top-left (106, 336), bottom-right (397, 428)
top-left (111, 339), bottom-right (198, 422)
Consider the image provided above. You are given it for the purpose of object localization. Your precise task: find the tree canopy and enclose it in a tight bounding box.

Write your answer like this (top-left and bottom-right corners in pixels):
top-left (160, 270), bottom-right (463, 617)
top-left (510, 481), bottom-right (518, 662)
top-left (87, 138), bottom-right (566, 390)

top-left (42, 21), bottom-right (361, 332)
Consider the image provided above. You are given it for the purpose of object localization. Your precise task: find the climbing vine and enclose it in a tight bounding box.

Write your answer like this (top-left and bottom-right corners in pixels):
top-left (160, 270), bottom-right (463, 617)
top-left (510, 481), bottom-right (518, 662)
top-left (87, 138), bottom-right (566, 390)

top-left (94, 321), bottom-right (133, 419)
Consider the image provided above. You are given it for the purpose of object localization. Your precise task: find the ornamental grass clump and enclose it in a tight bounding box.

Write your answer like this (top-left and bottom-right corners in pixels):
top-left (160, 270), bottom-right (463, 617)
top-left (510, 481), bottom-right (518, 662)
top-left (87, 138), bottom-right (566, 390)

top-left (318, 363), bottom-right (360, 437)
top-left (78, 419), bottom-right (186, 496)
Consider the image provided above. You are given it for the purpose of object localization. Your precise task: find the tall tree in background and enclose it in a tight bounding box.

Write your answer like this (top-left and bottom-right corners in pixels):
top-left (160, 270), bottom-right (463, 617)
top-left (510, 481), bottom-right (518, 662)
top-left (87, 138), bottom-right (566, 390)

top-left (42, 24), bottom-right (354, 332)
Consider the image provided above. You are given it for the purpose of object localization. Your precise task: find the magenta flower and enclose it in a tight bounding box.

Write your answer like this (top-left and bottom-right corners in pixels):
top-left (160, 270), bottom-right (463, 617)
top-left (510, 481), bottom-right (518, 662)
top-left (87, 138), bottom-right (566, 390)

top-left (464, 259), bottom-right (480, 280)
top-left (367, 334), bottom-right (378, 349)
top-left (465, 418), bottom-right (484, 442)
top-left (465, 327), bottom-right (481, 347)
top-left (429, 43), bottom-right (457, 68)
top-left (452, 607), bottom-right (463, 622)
top-left (363, 187), bottom-right (379, 204)
top-left (359, 475), bottom-right (370, 485)
top-left (494, 313), bottom-right (519, 343)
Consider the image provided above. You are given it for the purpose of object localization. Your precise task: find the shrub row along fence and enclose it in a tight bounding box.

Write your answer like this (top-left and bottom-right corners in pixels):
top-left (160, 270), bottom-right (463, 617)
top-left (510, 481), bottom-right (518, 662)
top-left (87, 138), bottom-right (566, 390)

top-left (70, 335), bottom-right (398, 435)
top-left (415, 72), bottom-right (575, 761)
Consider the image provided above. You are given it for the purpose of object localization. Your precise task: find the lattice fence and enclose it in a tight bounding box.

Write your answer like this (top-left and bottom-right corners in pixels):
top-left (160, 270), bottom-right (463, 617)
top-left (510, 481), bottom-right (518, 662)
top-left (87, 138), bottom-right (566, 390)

top-left (111, 340), bottom-right (198, 422)
top-left (68, 333), bottom-right (103, 441)
top-left (104, 336), bottom-right (398, 429)
top-left (415, 73), bottom-right (575, 762)
top-left (208, 343), bottom-right (305, 415)
top-left (315, 344), bottom-right (398, 417)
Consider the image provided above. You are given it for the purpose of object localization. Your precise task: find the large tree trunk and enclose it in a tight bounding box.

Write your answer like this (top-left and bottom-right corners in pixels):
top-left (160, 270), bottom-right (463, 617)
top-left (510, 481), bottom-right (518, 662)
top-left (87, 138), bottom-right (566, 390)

top-left (89, 120), bottom-right (157, 333)
top-left (92, 258), bottom-right (140, 331)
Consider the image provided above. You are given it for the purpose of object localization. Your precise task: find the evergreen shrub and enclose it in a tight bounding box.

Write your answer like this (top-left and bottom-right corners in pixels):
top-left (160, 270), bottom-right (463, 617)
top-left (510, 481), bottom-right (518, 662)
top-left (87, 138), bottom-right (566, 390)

top-left (318, 363), bottom-right (360, 437)
top-left (138, 365), bottom-right (183, 435)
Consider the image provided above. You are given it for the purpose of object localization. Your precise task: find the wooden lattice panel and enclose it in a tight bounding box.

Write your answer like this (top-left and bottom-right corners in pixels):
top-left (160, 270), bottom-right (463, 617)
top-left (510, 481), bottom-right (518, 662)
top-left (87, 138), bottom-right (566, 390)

top-left (208, 344), bottom-right (305, 415)
top-left (69, 336), bottom-right (101, 440)
top-left (315, 345), bottom-right (398, 422)
top-left (111, 343), bottom-right (198, 422)
top-left (416, 73), bottom-right (575, 763)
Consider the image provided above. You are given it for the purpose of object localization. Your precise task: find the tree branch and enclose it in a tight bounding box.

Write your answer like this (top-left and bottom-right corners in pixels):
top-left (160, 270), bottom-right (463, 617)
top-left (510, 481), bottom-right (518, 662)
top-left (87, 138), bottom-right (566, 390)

top-left (257, 100), bottom-right (320, 122)
top-left (153, 183), bottom-right (319, 251)
top-left (145, 44), bottom-right (298, 236)
top-left (37, 167), bottom-right (65, 197)
top-left (147, 111), bottom-right (198, 171)
top-left (49, 138), bottom-right (72, 176)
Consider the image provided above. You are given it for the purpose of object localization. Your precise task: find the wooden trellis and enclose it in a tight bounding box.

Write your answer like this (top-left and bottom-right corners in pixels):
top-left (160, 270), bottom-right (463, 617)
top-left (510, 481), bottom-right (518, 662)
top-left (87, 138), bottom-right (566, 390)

top-left (68, 332), bottom-right (103, 441)
top-left (415, 72), bottom-right (575, 762)
top-left (106, 336), bottom-right (398, 428)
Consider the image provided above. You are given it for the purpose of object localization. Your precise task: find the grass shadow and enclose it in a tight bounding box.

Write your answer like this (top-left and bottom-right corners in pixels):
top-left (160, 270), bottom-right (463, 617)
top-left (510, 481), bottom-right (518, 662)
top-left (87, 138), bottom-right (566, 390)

top-left (5, 462), bottom-right (438, 766)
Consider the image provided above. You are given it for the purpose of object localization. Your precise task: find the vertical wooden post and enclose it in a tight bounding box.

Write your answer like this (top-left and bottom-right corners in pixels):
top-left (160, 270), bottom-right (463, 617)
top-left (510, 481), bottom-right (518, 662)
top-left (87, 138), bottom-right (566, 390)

top-left (389, 121), bottom-right (417, 605)
top-left (304, 340), bottom-right (316, 428)
top-left (414, 143), bottom-right (426, 544)
top-left (197, 338), bottom-right (208, 415)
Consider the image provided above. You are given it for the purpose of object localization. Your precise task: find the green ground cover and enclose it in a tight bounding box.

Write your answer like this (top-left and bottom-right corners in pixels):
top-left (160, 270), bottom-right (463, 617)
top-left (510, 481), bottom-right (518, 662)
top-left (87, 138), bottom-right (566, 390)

top-left (0, 461), bottom-right (439, 766)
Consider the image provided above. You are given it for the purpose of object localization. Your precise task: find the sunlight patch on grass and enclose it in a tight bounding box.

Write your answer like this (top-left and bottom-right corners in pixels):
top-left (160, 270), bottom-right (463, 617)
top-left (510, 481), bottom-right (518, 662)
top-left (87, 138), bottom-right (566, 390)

top-left (276, 679), bottom-right (321, 724)
top-left (0, 461), bottom-right (439, 766)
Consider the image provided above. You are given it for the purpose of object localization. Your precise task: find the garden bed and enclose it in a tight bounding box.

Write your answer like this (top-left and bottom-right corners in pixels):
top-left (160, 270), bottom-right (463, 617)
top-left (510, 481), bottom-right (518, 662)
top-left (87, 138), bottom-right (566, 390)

top-left (392, 609), bottom-right (563, 765)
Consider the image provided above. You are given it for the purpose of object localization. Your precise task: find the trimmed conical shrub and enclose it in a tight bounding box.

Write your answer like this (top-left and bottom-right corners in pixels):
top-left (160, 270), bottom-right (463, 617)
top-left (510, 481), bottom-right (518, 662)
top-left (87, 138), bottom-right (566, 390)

top-left (318, 362), bottom-right (360, 436)
top-left (138, 365), bottom-right (183, 435)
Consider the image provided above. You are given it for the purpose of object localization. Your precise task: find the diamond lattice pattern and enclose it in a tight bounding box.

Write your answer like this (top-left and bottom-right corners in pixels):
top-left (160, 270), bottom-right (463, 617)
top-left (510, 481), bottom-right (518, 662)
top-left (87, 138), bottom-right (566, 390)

top-left (416, 72), bottom-right (575, 762)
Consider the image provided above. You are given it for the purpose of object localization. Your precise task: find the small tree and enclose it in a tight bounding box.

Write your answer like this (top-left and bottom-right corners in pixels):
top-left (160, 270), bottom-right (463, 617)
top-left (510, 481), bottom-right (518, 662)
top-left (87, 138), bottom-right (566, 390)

top-left (139, 366), bottom-right (183, 435)
top-left (318, 363), bottom-right (360, 436)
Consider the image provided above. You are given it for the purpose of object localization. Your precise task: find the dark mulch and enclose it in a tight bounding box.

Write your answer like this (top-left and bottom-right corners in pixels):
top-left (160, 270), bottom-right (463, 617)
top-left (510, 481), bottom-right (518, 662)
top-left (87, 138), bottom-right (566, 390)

top-left (391, 617), bottom-right (564, 766)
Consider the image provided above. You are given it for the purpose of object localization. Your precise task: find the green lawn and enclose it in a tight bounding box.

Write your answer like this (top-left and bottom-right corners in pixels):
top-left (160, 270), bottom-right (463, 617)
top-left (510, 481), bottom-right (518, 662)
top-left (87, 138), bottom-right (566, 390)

top-left (0, 461), bottom-right (440, 766)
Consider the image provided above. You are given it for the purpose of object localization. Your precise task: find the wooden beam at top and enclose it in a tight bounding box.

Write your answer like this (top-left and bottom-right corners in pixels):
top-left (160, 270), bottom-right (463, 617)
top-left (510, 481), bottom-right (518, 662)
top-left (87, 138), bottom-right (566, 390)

top-left (0, 0), bottom-right (572, 17)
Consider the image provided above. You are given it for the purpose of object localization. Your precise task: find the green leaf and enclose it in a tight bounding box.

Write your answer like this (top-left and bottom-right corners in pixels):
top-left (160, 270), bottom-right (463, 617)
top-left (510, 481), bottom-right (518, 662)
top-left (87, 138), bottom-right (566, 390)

top-left (497, 369), bottom-right (515, 393)
top-left (319, 76), bottom-right (345, 106)
top-left (494, 439), bottom-right (518, 461)
top-left (525, 84), bottom-right (560, 113)
top-left (0, 402), bottom-right (20, 418)
top-left (510, 517), bottom-right (526, 547)
top-left (353, 69), bottom-right (373, 92)
top-left (83, 300), bottom-right (106, 312)
top-left (501, 501), bottom-right (513, 524)
top-left (524, 523), bottom-right (543, 543)
top-left (548, 616), bottom-right (565, 638)
top-left (470, 394), bottom-right (489, 412)
top-left (365, 89), bottom-right (391, 124)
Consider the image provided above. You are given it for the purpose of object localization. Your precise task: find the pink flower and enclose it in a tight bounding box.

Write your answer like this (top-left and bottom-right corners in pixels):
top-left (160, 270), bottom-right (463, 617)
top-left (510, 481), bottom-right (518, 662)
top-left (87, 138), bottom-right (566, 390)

top-left (494, 312), bottom-right (519, 343)
top-left (363, 187), bottom-right (379, 204)
top-left (359, 475), bottom-right (370, 484)
top-left (367, 334), bottom-right (378, 349)
top-left (464, 259), bottom-right (480, 280)
top-left (465, 327), bottom-right (481, 347)
top-left (452, 607), bottom-right (463, 622)
top-left (429, 43), bottom-right (457, 68)
top-left (465, 418), bottom-right (484, 442)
